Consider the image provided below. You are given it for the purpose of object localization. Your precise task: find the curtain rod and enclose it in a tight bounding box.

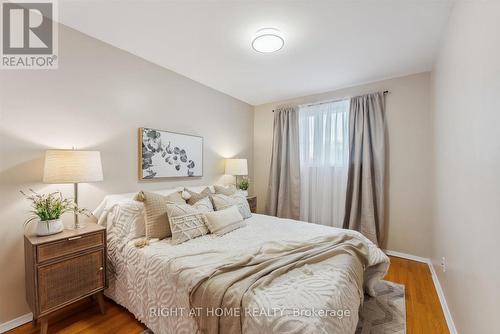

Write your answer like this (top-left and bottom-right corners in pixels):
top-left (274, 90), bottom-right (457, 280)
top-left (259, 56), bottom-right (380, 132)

top-left (273, 90), bottom-right (389, 111)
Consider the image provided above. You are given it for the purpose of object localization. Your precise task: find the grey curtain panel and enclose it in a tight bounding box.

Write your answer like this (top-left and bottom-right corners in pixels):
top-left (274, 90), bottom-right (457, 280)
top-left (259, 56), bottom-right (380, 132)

top-left (343, 92), bottom-right (386, 245)
top-left (265, 106), bottom-right (301, 219)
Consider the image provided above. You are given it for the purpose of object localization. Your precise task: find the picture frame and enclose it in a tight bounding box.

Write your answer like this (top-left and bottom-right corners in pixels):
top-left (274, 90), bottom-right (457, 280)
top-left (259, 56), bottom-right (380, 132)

top-left (138, 127), bottom-right (203, 180)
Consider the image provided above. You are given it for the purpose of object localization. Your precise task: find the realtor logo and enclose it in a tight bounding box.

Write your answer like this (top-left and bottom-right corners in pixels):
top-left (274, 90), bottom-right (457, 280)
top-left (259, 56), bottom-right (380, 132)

top-left (1, 0), bottom-right (58, 69)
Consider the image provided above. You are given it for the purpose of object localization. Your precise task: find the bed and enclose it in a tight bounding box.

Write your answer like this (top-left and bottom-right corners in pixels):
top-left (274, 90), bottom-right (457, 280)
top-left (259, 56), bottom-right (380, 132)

top-left (93, 187), bottom-right (389, 334)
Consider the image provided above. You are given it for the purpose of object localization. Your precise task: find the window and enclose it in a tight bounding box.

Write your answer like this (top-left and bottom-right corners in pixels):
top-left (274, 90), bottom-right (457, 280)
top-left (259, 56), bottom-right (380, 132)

top-left (298, 99), bottom-right (350, 227)
top-left (299, 99), bottom-right (349, 167)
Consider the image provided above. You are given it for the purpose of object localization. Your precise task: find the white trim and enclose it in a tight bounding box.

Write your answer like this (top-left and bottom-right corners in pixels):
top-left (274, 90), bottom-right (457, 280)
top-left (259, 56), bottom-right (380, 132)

top-left (0, 313), bottom-right (32, 333)
top-left (428, 261), bottom-right (458, 334)
top-left (384, 249), bottom-right (458, 334)
top-left (383, 249), bottom-right (429, 263)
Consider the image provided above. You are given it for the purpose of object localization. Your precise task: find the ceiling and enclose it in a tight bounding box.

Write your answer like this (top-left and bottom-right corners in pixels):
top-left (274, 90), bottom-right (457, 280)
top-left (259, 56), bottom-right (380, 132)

top-left (58, 0), bottom-right (453, 105)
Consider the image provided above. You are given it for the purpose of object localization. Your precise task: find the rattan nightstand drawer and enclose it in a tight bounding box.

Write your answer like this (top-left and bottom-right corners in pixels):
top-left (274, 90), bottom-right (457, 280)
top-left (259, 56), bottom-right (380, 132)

top-left (37, 232), bottom-right (104, 263)
top-left (38, 249), bottom-right (105, 314)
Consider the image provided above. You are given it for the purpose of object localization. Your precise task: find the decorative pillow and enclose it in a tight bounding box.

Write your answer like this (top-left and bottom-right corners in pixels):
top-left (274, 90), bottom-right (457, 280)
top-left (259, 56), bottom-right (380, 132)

top-left (214, 184), bottom-right (237, 196)
top-left (166, 203), bottom-right (209, 244)
top-left (107, 200), bottom-right (146, 242)
top-left (204, 206), bottom-right (245, 236)
top-left (186, 187), bottom-right (212, 205)
top-left (210, 193), bottom-right (252, 219)
top-left (190, 196), bottom-right (214, 213)
top-left (134, 191), bottom-right (185, 239)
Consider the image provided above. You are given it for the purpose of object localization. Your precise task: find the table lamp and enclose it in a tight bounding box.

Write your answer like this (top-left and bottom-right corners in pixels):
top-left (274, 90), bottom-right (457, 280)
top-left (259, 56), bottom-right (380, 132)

top-left (43, 149), bottom-right (103, 229)
top-left (225, 158), bottom-right (248, 188)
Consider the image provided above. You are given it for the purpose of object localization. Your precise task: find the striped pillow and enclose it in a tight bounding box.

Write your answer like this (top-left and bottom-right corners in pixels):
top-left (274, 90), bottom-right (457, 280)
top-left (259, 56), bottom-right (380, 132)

top-left (134, 191), bottom-right (185, 239)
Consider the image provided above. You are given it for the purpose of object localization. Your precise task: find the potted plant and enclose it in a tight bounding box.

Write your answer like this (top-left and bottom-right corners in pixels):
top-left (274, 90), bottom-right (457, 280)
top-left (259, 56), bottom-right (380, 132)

top-left (21, 189), bottom-right (89, 236)
top-left (237, 178), bottom-right (250, 197)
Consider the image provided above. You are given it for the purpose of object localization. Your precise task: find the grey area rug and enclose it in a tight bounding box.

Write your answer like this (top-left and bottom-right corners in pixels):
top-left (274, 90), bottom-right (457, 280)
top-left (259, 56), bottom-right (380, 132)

top-left (356, 280), bottom-right (406, 334)
top-left (142, 280), bottom-right (406, 334)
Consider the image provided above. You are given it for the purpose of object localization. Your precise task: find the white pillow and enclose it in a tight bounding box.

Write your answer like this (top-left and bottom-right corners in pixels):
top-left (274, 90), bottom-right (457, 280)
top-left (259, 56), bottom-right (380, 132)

top-left (204, 206), bottom-right (245, 236)
top-left (211, 193), bottom-right (252, 219)
top-left (214, 184), bottom-right (238, 196)
top-left (107, 200), bottom-right (146, 241)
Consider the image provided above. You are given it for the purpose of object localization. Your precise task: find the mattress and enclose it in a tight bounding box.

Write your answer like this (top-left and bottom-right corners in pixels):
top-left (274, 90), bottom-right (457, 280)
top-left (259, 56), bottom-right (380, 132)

top-left (102, 209), bottom-right (389, 334)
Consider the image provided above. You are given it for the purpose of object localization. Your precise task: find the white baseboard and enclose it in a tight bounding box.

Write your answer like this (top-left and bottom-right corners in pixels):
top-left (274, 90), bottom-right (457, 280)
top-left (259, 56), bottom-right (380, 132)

top-left (384, 249), bottom-right (458, 334)
top-left (428, 261), bottom-right (458, 334)
top-left (383, 249), bottom-right (429, 263)
top-left (0, 313), bottom-right (32, 333)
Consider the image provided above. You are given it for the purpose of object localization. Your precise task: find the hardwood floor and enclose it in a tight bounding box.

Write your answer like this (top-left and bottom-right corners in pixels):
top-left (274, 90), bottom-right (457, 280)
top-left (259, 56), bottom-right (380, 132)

top-left (8, 256), bottom-right (449, 334)
top-left (385, 256), bottom-right (450, 334)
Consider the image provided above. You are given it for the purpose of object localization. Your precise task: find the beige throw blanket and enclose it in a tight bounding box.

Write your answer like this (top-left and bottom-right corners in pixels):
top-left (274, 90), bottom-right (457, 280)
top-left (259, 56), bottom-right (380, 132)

top-left (190, 234), bottom-right (373, 334)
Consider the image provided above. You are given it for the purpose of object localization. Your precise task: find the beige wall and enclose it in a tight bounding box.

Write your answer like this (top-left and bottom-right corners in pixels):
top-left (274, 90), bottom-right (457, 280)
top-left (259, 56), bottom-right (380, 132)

top-left (253, 73), bottom-right (433, 257)
top-left (0, 25), bottom-right (253, 324)
top-left (431, 1), bottom-right (500, 333)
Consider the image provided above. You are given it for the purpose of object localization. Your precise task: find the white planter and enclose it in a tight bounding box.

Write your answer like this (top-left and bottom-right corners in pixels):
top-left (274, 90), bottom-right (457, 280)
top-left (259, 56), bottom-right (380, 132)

top-left (36, 218), bottom-right (64, 236)
top-left (241, 190), bottom-right (249, 197)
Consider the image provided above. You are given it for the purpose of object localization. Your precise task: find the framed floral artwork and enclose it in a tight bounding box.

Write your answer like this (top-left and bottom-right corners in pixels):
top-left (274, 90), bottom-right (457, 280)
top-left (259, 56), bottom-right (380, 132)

top-left (139, 128), bottom-right (203, 179)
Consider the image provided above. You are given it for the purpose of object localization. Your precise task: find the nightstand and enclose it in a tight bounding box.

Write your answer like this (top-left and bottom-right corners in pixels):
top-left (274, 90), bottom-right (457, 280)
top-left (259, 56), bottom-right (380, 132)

top-left (247, 196), bottom-right (257, 213)
top-left (24, 218), bottom-right (107, 334)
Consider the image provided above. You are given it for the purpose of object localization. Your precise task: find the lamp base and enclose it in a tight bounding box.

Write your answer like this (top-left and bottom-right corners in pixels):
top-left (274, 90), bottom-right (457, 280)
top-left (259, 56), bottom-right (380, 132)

top-left (70, 182), bottom-right (85, 230)
top-left (68, 221), bottom-right (86, 230)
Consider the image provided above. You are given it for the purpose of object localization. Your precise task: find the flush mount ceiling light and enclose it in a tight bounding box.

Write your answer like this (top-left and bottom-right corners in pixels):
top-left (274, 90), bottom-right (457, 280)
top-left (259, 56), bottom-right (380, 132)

top-left (251, 28), bottom-right (284, 53)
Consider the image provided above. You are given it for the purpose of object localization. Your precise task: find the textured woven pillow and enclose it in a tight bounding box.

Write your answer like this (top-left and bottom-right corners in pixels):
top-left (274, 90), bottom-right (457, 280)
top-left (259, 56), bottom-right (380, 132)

top-left (211, 193), bottom-right (252, 219)
top-left (166, 203), bottom-right (209, 244)
top-left (204, 206), bottom-right (245, 236)
top-left (214, 184), bottom-right (237, 196)
top-left (186, 187), bottom-right (212, 205)
top-left (134, 191), bottom-right (186, 239)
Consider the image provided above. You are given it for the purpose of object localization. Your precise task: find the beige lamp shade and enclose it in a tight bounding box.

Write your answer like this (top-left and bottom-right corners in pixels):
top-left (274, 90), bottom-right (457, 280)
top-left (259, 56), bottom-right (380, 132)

top-left (225, 158), bottom-right (248, 176)
top-left (43, 150), bottom-right (103, 183)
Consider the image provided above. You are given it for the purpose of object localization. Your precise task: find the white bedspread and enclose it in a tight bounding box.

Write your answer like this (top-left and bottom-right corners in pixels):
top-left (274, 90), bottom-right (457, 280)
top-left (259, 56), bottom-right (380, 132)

top-left (104, 213), bottom-right (389, 334)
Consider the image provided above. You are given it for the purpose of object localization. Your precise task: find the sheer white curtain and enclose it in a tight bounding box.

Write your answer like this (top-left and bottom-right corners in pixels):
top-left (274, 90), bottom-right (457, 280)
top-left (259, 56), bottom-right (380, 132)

top-left (298, 99), bottom-right (350, 227)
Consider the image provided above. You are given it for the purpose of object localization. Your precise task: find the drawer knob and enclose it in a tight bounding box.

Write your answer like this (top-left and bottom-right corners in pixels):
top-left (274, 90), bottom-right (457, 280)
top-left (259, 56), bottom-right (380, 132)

top-left (99, 267), bottom-right (104, 271)
top-left (68, 236), bottom-right (82, 241)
